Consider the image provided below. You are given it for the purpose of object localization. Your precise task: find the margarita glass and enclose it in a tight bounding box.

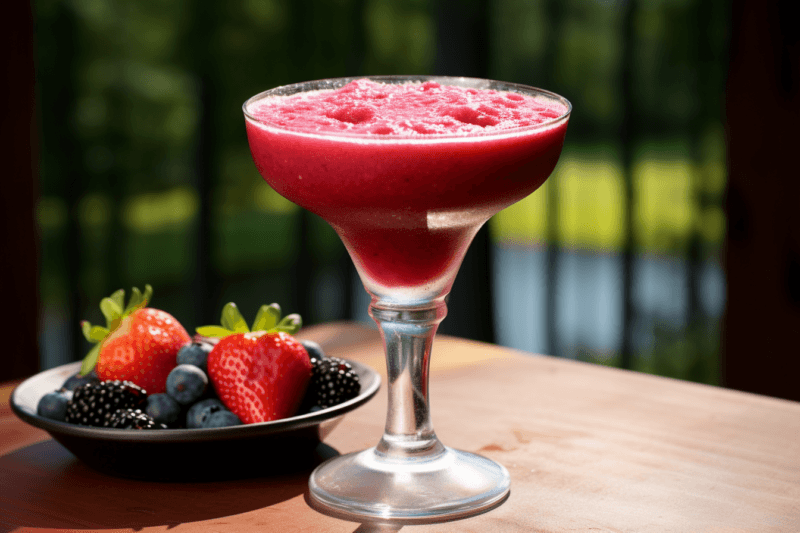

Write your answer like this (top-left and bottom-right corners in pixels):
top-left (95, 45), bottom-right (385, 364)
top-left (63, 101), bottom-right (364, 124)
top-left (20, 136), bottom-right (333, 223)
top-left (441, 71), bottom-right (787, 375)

top-left (243, 76), bottom-right (570, 523)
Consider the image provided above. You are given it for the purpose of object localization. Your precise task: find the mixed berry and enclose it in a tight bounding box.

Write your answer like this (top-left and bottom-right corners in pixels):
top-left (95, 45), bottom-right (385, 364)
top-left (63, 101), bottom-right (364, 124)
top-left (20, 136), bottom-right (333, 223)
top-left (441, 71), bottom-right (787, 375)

top-left (106, 408), bottom-right (163, 429)
top-left (64, 380), bottom-right (147, 427)
top-left (305, 356), bottom-right (361, 410)
top-left (36, 286), bottom-right (361, 431)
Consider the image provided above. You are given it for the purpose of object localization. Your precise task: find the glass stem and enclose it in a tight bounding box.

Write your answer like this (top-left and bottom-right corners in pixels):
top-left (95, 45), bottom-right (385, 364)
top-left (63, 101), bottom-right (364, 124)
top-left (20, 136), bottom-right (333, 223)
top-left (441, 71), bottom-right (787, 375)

top-left (369, 297), bottom-right (448, 460)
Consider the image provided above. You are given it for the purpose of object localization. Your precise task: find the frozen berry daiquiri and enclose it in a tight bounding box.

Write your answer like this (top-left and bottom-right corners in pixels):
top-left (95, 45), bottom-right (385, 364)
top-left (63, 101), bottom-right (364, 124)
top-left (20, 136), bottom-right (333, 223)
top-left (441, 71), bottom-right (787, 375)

top-left (243, 76), bottom-right (571, 522)
top-left (245, 78), bottom-right (569, 297)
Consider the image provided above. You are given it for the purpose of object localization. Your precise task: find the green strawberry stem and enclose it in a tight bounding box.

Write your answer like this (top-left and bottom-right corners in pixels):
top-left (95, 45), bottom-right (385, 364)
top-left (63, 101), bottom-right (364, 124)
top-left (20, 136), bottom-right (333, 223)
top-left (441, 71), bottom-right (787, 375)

top-left (78, 284), bottom-right (154, 376)
top-left (196, 302), bottom-right (301, 339)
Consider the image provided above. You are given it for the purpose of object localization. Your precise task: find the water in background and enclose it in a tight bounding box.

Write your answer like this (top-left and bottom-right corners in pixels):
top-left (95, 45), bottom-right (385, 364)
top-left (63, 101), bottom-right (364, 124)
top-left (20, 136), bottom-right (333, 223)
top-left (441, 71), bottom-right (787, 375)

top-left (492, 245), bottom-right (725, 361)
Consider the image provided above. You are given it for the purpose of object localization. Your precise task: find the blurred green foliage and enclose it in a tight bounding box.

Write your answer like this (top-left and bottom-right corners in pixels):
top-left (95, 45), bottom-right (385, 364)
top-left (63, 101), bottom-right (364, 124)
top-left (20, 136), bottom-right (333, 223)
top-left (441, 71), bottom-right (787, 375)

top-left (35, 0), bottom-right (728, 382)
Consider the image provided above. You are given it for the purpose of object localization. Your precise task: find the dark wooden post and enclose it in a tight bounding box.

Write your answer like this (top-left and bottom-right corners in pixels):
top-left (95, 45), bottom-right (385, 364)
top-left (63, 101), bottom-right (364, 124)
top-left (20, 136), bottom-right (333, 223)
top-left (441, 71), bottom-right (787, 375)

top-left (434, 0), bottom-right (496, 343)
top-left (183, 0), bottom-right (224, 326)
top-left (1, 0), bottom-right (39, 380)
top-left (723, 0), bottom-right (800, 401)
top-left (619, 0), bottom-right (638, 370)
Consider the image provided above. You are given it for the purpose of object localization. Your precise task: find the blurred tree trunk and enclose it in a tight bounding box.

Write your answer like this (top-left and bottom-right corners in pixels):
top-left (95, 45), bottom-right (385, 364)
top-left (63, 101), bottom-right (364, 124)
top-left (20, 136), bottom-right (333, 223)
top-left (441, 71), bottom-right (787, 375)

top-left (434, 0), bottom-right (495, 343)
top-left (1, 0), bottom-right (38, 380)
top-left (723, 0), bottom-right (800, 401)
top-left (185, 0), bottom-right (222, 326)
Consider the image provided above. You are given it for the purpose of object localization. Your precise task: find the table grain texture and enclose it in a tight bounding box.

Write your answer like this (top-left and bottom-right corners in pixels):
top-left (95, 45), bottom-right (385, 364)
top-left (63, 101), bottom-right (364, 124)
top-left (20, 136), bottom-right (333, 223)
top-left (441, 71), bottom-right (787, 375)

top-left (1, 322), bottom-right (799, 532)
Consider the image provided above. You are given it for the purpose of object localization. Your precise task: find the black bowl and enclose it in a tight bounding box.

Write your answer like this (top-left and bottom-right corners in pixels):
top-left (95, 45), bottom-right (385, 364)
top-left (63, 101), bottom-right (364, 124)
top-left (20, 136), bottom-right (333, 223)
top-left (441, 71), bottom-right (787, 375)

top-left (10, 360), bottom-right (380, 481)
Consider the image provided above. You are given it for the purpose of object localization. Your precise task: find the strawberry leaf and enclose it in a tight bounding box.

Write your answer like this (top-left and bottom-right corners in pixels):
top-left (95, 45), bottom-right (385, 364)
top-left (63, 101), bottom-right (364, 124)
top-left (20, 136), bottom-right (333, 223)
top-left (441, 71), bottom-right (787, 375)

top-left (200, 301), bottom-right (302, 339)
top-left (110, 289), bottom-right (125, 311)
top-left (140, 284), bottom-right (153, 309)
top-left (221, 303), bottom-right (249, 333)
top-left (100, 297), bottom-right (123, 328)
top-left (91, 326), bottom-right (110, 341)
top-left (126, 287), bottom-right (143, 314)
top-left (81, 322), bottom-right (109, 343)
top-left (196, 325), bottom-right (235, 338)
top-left (273, 313), bottom-right (302, 335)
top-left (252, 303), bottom-right (281, 332)
top-left (81, 321), bottom-right (94, 343)
top-left (79, 343), bottom-right (101, 376)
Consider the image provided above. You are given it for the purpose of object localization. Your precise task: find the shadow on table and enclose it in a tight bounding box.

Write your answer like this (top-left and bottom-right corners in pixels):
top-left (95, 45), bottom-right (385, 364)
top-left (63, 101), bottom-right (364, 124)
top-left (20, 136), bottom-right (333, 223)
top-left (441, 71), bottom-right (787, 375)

top-left (0, 439), bottom-right (339, 530)
top-left (351, 524), bottom-right (404, 532)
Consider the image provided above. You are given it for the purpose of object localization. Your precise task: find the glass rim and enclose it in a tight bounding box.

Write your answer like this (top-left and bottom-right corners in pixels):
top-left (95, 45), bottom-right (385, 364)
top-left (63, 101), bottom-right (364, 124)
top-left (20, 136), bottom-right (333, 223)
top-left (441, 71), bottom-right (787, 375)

top-left (242, 75), bottom-right (572, 142)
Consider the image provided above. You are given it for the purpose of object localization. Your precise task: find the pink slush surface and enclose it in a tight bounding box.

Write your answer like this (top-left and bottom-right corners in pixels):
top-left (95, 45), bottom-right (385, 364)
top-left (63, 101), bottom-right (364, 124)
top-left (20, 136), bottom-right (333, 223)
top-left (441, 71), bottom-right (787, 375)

top-left (248, 79), bottom-right (566, 136)
top-left (245, 80), bottom-right (569, 290)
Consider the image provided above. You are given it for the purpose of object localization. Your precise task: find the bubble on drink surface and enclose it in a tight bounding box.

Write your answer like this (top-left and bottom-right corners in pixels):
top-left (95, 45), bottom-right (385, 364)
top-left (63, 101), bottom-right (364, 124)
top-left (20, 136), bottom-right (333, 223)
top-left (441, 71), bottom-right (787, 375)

top-left (248, 79), bottom-right (568, 136)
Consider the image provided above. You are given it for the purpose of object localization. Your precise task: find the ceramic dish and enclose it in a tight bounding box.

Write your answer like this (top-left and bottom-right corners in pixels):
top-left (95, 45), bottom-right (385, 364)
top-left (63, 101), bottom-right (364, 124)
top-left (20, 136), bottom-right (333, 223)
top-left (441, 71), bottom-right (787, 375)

top-left (10, 360), bottom-right (380, 481)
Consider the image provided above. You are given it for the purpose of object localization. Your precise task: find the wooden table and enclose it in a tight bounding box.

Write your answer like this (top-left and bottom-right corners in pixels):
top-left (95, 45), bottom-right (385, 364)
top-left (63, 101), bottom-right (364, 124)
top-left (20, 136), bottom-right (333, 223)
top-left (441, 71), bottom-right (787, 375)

top-left (2, 322), bottom-right (799, 532)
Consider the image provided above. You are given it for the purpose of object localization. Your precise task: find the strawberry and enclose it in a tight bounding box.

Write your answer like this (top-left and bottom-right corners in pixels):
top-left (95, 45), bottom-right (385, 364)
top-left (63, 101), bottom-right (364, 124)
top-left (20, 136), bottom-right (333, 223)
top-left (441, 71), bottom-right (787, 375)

top-left (78, 285), bottom-right (191, 394)
top-left (198, 303), bottom-right (312, 424)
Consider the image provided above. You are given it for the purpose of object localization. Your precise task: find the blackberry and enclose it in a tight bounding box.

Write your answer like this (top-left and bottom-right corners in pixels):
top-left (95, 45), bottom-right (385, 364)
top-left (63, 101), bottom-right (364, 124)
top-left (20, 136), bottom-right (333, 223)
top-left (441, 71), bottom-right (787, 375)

top-left (107, 408), bottom-right (164, 429)
top-left (305, 356), bottom-right (361, 409)
top-left (64, 380), bottom-right (148, 427)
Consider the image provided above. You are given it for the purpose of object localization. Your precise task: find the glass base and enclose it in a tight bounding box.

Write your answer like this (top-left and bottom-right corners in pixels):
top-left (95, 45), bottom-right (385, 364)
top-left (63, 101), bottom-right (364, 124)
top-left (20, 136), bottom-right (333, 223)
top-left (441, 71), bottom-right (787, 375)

top-left (308, 445), bottom-right (510, 524)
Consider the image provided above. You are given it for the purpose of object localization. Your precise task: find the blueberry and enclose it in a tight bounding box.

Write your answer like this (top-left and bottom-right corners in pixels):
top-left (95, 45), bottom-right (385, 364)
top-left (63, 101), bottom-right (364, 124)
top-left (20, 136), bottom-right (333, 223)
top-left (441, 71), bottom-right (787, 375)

top-left (37, 391), bottom-right (72, 421)
top-left (300, 339), bottom-right (325, 361)
top-left (61, 371), bottom-right (100, 392)
top-left (186, 398), bottom-right (226, 429)
top-left (146, 393), bottom-right (182, 426)
top-left (176, 342), bottom-right (213, 372)
top-left (166, 364), bottom-right (208, 405)
top-left (202, 410), bottom-right (242, 428)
